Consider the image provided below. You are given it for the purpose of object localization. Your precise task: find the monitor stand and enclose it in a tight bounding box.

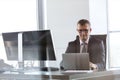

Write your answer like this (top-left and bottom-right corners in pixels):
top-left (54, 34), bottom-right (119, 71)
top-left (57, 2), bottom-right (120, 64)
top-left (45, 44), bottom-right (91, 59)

top-left (18, 33), bottom-right (24, 70)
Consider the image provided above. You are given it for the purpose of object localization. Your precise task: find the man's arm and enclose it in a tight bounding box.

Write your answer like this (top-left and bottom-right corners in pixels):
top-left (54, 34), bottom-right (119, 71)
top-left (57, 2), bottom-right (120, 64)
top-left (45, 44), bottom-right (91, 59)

top-left (91, 41), bottom-right (105, 70)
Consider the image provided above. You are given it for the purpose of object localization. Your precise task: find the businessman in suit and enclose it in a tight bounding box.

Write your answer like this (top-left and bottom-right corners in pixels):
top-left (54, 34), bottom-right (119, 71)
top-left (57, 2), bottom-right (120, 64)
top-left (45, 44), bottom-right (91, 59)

top-left (61, 19), bottom-right (105, 70)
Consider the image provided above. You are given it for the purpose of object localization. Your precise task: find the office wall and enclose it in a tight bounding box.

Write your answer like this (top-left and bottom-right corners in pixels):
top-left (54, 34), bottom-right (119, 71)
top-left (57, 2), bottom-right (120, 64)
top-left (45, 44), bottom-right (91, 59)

top-left (89, 0), bottom-right (107, 34)
top-left (46, 0), bottom-right (107, 67)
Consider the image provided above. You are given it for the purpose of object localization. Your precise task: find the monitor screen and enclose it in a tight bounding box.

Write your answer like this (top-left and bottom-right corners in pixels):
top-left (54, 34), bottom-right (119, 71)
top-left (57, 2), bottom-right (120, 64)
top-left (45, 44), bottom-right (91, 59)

top-left (2, 30), bottom-right (56, 61)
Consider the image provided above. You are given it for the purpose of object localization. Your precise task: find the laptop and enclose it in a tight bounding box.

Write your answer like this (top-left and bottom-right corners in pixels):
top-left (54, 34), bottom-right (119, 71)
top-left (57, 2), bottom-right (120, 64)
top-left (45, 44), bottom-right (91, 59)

top-left (61, 53), bottom-right (92, 73)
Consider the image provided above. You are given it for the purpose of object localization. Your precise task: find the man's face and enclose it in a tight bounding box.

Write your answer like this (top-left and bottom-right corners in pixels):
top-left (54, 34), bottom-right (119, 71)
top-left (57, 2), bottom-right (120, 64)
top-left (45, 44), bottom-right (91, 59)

top-left (77, 23), bottom-right (91, 42)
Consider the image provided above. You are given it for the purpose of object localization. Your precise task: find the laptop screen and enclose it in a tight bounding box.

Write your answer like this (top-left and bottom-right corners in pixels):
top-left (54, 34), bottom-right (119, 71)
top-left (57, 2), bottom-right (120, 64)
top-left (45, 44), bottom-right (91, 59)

top-left (62, 53), bottom-right (90, 70)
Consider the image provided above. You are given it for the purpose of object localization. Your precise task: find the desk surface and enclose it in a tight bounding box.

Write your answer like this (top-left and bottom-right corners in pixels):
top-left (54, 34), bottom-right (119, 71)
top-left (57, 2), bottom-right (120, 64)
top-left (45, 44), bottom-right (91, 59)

top-left (0, 70), bottom-right (120, 80)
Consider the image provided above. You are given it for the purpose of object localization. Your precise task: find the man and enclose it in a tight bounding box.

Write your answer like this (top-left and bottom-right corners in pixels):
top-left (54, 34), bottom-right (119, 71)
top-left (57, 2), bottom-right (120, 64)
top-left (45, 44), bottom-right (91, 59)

top-left (61, 19), bottom-right (105, 70)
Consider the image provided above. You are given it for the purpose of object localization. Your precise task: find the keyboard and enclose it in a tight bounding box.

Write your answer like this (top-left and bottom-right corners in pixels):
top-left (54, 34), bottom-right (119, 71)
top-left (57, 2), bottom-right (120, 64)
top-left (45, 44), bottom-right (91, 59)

top-left (40, 67), bottom-right (59, 71)
top-left (61, 70), bottom-right (93, 74)
top-left (10, 67), bottom-right (59, 73)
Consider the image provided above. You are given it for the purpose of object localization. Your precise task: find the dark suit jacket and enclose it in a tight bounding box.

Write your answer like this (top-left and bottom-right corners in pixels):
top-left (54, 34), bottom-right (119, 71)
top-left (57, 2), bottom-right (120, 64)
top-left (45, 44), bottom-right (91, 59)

top-left (60, 36), bottom-right (105, 70)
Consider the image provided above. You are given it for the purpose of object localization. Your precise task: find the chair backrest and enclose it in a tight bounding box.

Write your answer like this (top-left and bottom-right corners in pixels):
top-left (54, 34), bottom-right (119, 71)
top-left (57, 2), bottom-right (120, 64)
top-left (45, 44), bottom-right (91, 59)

top-left (91, 34), bottom-right (107, 68)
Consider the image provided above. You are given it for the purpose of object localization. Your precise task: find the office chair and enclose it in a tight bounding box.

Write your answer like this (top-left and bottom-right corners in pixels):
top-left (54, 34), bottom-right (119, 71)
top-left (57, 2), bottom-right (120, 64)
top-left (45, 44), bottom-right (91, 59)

top-left (91, 34), bottom-right (107, 69)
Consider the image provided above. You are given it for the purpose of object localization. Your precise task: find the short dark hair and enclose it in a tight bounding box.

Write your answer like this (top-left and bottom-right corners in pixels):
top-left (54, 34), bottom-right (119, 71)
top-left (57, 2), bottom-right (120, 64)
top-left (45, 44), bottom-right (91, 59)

top-left (77, 19), bottom-right (91, 26)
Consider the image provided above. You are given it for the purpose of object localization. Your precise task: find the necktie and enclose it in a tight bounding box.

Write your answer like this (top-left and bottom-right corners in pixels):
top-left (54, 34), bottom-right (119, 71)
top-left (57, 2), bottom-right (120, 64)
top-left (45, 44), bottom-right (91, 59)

top-left (82, 42), bottom-right (87, 53)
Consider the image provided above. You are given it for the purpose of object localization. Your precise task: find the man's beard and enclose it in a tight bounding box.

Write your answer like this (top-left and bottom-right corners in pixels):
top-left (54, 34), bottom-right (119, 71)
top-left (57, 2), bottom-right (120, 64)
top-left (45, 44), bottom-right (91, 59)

top-left (82, 36), bottom-right (87, 42)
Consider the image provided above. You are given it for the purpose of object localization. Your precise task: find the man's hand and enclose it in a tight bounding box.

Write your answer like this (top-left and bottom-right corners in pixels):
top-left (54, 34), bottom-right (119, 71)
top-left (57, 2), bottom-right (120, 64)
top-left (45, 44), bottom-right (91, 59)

top-left (89, 62), bottom-right (98, 70)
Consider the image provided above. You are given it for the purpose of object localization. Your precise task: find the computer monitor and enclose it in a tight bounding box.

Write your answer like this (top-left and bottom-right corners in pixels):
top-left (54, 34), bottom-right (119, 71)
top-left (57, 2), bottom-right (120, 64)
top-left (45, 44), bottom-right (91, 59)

top-left (2, 30), bottom-right (56, 61)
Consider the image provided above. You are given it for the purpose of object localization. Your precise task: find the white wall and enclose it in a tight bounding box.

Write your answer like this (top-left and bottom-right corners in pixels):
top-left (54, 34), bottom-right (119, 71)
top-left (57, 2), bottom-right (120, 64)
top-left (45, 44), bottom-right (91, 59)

top-left (46, 0), bottom-right (107, 67)
top-left (46, 0), bottom-right (89, 67)
top-left (89, 0), bottom-right (107, 34)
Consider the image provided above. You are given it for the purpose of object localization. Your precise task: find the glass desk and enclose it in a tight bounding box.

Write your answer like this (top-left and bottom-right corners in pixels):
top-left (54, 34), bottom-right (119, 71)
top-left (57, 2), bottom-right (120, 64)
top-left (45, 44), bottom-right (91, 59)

top-left (0, 70), bottom-right (120, 80)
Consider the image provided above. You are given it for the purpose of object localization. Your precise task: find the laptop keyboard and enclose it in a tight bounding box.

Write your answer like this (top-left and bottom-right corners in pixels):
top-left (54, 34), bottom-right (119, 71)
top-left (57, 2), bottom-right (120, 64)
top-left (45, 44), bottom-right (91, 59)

top-left (61, 70), bottom-right (93, 74)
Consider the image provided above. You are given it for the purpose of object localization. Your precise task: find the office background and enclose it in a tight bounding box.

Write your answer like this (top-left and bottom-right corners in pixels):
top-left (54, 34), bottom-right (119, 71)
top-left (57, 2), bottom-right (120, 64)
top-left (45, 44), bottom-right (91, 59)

top-left (41, 0), bottom-right (107, 68)
top-left (0, 0), bottom-right (119, 69)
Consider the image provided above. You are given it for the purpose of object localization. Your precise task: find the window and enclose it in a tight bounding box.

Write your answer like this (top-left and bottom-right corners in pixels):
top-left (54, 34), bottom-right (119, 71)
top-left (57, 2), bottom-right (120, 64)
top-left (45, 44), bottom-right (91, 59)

top-left (108, 0), bottom-right (120, 68)
top-left (0, 0), bottom-right (38, 66)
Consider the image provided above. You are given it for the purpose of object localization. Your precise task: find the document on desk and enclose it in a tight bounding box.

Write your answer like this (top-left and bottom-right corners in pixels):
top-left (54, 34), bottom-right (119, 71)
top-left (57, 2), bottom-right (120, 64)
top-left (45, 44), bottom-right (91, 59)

top-left (61, 70), bottom-right (93, 74)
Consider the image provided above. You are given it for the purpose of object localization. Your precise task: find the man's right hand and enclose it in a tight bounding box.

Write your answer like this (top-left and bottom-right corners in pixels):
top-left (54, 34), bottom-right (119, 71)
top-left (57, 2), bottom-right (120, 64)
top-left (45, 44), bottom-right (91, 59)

top-left (89, 62), bottom-right (98, 70)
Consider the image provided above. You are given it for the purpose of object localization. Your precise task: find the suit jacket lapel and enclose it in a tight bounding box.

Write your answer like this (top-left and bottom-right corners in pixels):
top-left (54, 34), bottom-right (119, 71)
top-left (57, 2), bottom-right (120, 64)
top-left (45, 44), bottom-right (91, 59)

top-left (76, 36), bottom-right (80, 53)
top-left (88, 36), bottom-right (94, 53)
top-left (75, 36), bottom-right (94, 53)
